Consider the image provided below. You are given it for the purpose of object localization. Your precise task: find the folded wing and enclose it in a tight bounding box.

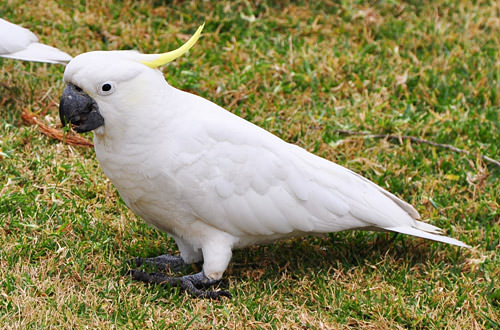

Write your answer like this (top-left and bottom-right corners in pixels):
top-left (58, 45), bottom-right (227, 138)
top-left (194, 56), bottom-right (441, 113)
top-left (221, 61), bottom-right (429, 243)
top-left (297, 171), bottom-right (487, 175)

top-left (165, 92), bottom-right (468, 248)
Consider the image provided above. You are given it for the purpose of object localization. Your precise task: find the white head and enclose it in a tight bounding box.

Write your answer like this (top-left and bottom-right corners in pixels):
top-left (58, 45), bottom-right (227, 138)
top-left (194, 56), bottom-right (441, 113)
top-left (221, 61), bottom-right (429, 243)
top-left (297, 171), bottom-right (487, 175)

top-left (59, 25), bottom-right (203, 134)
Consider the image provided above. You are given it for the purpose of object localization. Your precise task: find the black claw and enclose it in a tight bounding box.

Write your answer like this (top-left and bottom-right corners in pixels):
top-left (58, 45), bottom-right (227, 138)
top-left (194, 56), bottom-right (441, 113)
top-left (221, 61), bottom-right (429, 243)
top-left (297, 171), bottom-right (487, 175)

top-left (127, 269), bottom-right (231, 299)
top-left (178, 276), bottom-right (232, 299)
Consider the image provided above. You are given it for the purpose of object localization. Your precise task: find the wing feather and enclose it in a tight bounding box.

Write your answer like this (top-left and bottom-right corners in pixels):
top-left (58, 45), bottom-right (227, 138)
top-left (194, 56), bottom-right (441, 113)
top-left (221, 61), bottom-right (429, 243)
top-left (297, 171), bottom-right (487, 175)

top-left (149, 90), bottom-right (466, 247)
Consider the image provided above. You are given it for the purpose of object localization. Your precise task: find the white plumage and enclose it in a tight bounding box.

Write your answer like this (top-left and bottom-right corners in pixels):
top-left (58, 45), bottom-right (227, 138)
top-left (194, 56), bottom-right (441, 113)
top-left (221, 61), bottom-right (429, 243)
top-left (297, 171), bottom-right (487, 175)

top-left (59, 45), bottom-right (468, 287)
top-left (0, 18), bottom-right (71, 64)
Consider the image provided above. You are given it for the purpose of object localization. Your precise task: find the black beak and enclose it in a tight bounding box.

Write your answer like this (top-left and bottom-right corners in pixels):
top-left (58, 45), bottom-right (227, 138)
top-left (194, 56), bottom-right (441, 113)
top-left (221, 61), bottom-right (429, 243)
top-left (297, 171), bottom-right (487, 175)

top-left (59, 83), bottom-right (104, 133)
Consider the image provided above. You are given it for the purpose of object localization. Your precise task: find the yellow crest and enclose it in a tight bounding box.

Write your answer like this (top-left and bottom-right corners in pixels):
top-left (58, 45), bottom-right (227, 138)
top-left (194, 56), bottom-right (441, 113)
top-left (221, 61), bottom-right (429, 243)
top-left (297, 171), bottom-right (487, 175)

top-left (141, 24), bottom-right (204, 68)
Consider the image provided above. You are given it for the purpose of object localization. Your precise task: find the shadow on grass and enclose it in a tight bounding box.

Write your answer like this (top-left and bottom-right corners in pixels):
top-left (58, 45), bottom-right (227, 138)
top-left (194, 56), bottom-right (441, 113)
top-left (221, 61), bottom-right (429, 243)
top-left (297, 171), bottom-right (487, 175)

top-left (229, 231), bottom-right (459, 281)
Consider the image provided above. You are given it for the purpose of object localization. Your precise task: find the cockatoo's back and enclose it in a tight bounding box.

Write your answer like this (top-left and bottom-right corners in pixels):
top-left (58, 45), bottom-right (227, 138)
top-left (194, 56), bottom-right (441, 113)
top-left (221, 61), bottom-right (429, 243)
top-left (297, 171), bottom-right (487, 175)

top-left (117, 87), bottom-right (468, 248)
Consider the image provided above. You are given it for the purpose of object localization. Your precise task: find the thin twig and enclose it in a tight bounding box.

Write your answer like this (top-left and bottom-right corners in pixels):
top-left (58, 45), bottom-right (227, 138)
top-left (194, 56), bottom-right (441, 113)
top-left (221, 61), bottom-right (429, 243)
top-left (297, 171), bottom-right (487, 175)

top-left (334, 129), bottom-right (500, 167)
top-left (21, 107), bottom-right (94, 148)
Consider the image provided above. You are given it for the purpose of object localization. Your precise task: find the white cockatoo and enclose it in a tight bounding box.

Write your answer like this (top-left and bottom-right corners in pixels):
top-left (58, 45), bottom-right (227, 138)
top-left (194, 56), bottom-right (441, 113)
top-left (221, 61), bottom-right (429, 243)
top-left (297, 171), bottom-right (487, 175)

top-left (58, 25), bottom-right (469, 299)
top-left (0, 18), bottom-right (71, 64)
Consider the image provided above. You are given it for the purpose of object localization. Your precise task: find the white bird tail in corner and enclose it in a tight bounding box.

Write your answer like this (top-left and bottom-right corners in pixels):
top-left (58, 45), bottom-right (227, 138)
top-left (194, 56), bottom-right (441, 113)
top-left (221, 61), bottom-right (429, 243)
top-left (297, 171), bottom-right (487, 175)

top-left (0, 18), bottom-right (71, 64)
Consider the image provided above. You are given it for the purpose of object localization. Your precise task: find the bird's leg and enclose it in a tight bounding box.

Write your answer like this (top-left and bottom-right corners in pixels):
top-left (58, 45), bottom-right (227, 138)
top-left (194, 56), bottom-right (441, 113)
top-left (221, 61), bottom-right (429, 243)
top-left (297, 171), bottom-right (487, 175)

top-left (127, 269), bottom-right (232, 299)
top-left (128, 237), bottom-right (233, 299)
top-left (131, 254), bottom-right (189, 272)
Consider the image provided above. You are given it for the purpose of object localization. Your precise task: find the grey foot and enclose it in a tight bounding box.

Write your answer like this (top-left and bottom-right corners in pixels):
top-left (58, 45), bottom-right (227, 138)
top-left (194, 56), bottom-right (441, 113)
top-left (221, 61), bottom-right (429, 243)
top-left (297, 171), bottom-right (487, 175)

top-left (128, 269), bottom-right (232, 299)
top-left (131, 254), bottom-right (188, 272)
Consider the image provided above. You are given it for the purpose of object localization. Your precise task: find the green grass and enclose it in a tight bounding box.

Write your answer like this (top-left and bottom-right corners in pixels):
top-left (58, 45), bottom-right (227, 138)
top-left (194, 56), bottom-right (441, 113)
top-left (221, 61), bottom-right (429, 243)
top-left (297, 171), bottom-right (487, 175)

top-left (1, 0), bottom-right (499, 328)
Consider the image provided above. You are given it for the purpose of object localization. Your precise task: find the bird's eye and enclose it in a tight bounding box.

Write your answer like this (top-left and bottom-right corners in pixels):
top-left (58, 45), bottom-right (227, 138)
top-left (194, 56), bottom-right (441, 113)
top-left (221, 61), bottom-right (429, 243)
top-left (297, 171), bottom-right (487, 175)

top-left (97, 81), bottom-right (115, 95)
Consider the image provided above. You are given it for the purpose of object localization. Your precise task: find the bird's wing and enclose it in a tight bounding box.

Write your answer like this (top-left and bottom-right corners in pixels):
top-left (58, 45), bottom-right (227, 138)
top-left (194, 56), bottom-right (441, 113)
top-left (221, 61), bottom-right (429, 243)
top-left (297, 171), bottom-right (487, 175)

top-left (163, 93), bottom-right (426, 239)
top-left (286, 144), bottom-right (469, 247)
top-left (0, 18), bottom-right (71, 64)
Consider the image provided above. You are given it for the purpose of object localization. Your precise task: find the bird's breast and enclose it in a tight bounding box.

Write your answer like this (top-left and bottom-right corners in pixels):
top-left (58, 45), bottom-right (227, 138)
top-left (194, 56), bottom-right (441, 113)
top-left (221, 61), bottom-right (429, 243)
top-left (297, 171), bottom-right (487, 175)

top-left (93, 136), bottom-right (197, 232)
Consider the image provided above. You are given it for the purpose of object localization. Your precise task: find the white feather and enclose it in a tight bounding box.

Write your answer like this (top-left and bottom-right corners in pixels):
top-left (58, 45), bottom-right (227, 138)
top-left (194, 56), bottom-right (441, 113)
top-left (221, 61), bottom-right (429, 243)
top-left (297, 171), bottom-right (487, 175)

top-left (384, 226), bottom-right (470, 248)
top-left (0, 18), bottom-right (71, 64)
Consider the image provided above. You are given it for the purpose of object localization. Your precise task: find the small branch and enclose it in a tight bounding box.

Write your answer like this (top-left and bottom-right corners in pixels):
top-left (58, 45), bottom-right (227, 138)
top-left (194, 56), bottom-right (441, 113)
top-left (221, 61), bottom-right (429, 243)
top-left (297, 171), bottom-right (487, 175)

top-left (333, 129), bottom-right (500, 167)
top-left (21, 108), bottom-right (94, 148)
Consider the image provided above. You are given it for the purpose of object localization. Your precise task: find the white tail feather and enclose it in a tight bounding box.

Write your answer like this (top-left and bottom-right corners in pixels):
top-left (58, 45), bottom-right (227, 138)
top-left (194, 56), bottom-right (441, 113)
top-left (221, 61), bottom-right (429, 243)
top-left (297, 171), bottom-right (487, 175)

top-left (413, 220), bottom-right (443, 234)
top-left (385, 226), bottom-right (470, 248)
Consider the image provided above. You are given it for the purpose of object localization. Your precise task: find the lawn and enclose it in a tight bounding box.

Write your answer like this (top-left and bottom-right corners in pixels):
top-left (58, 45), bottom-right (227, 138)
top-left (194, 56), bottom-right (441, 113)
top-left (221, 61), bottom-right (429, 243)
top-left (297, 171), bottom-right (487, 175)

top-left (0, 0), bottom-right (498, 328)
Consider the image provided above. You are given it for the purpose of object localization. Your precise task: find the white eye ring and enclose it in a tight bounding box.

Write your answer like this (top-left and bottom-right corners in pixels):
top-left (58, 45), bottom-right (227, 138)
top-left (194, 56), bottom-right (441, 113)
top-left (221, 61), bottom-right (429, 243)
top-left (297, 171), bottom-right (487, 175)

top-left (97, 81), bottom-right (115, 95)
